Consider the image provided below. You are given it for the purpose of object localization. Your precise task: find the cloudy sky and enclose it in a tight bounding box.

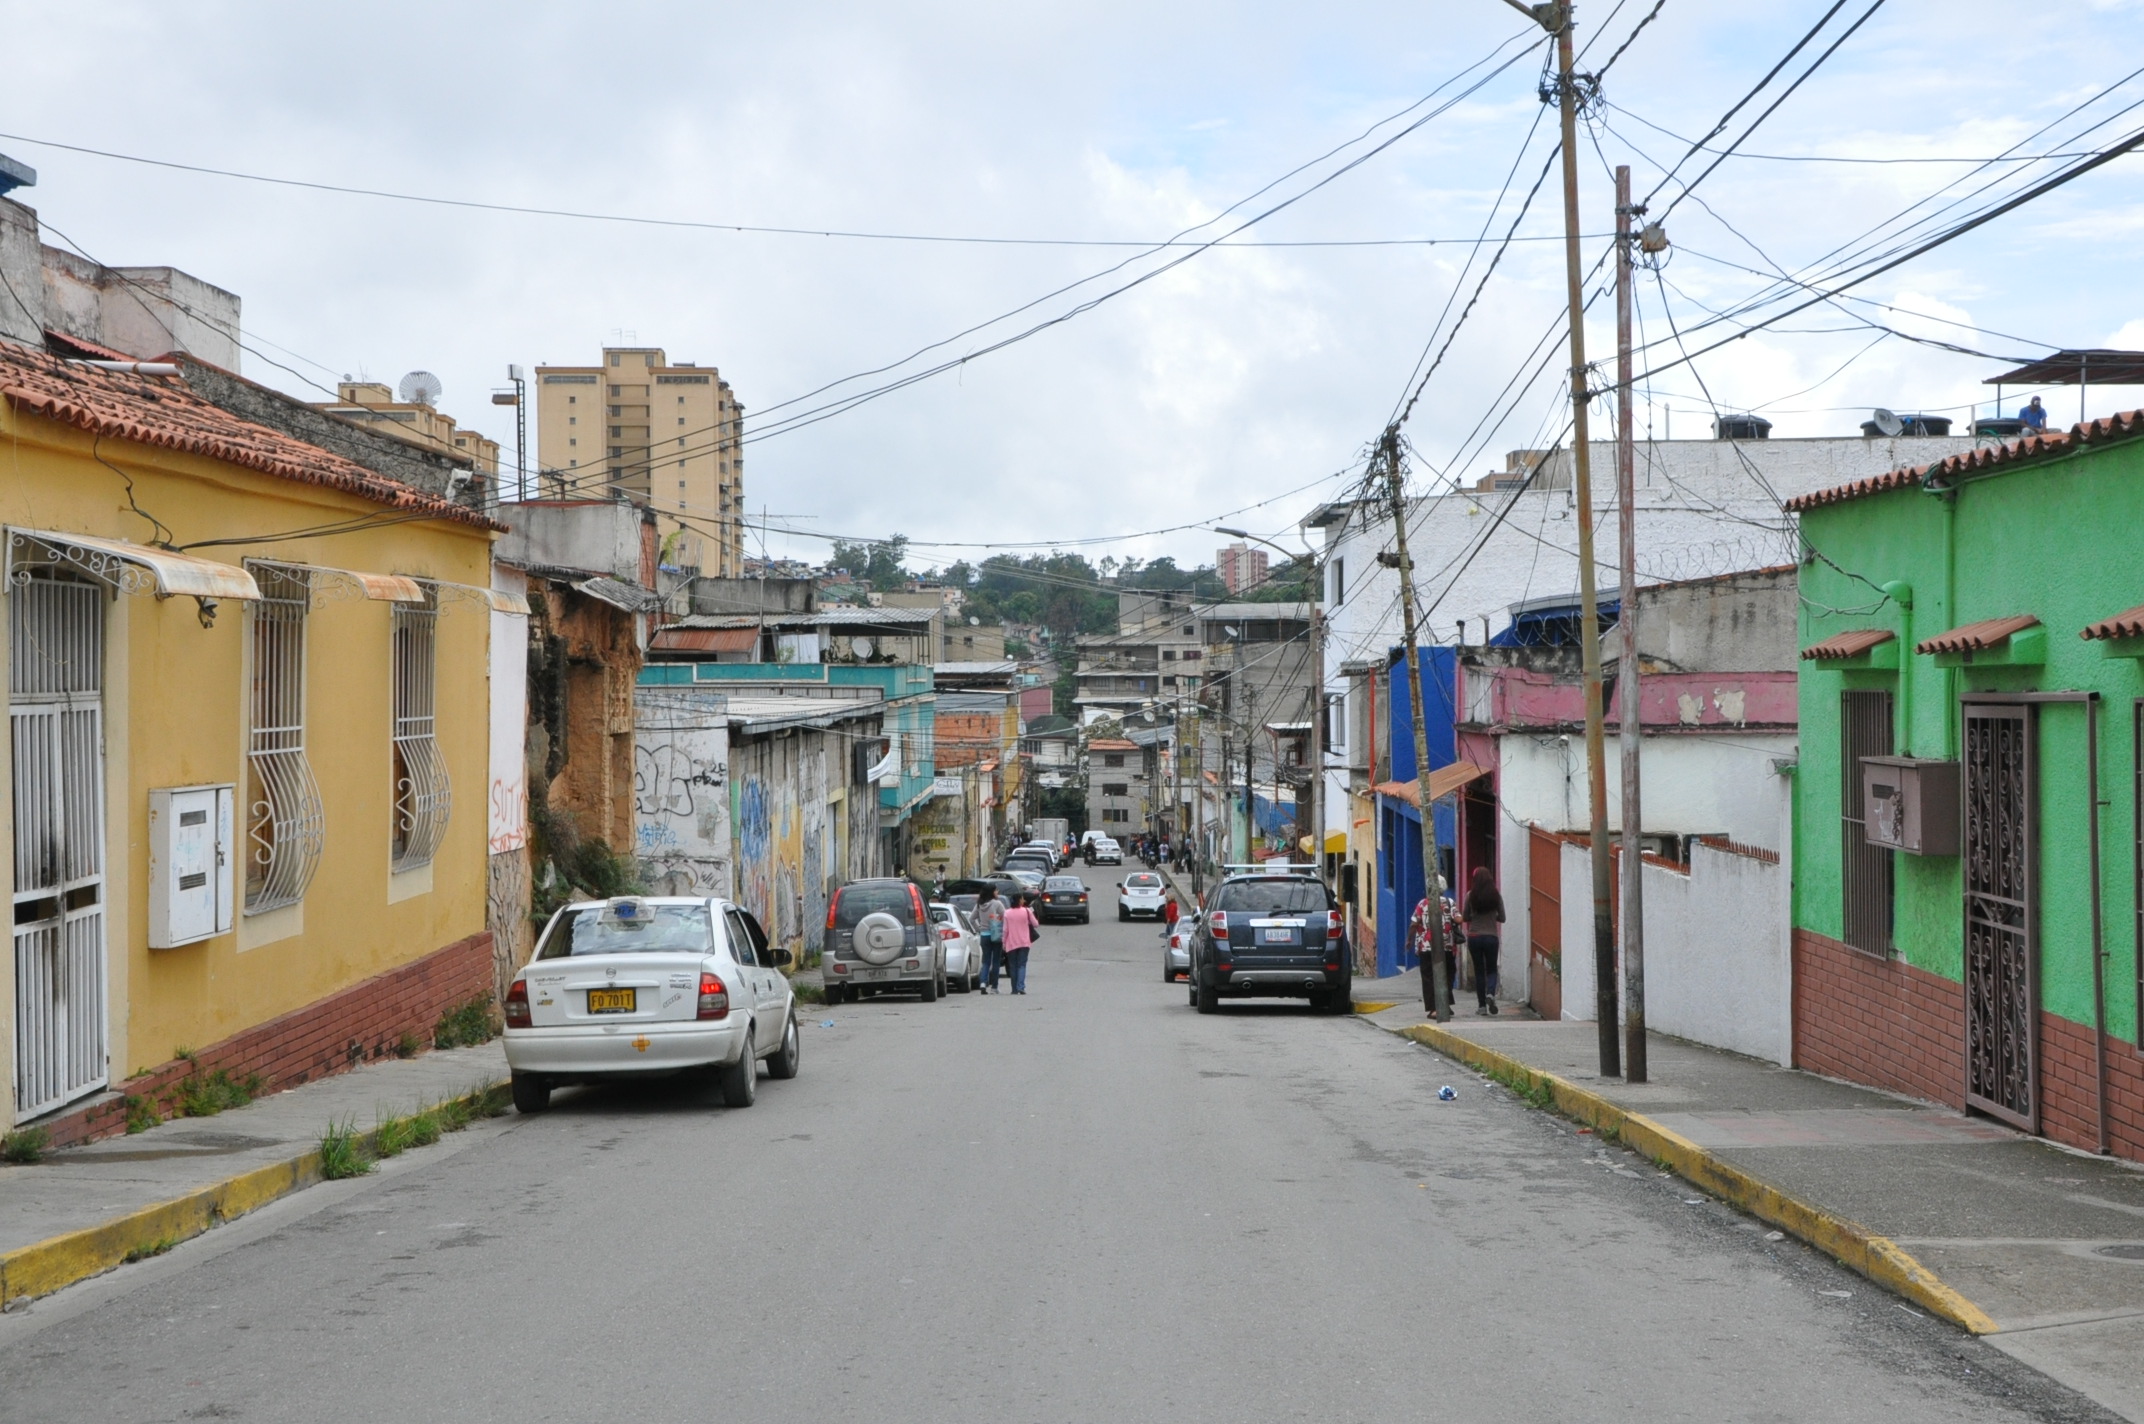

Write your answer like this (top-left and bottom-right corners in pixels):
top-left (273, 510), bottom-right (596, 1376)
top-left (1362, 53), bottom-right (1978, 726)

top-left (5, 1), bottom-right (2141, 570)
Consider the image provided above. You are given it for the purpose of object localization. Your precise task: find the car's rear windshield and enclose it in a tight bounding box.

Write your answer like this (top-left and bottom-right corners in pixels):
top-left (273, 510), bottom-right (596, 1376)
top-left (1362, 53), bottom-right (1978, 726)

top-left (833, 883), bottom-right (916, 927)
top-left (1125, 874), bottom-right (1162, 888)
top-left (1045, 876), bottom-right (1083, 889)
top-left (1216, 879), bottom-right (1329, 915)
top-left (536, 904), bottom-right (714, 959)
top-left (949, 893), bottom-right (980, 915)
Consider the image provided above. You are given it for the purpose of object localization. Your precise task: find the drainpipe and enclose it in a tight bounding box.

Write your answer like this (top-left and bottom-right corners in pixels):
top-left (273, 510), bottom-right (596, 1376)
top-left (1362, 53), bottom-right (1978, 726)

top-left (1881, 581), bottom-right (1914, 755)
top-left (2088, 692), bottom-right (2110, 1155)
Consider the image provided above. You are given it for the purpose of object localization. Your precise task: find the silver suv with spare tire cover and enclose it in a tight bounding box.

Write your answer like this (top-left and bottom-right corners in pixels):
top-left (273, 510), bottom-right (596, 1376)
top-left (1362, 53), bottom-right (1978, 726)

top-left (823, 878), bottom-right (945, 1005)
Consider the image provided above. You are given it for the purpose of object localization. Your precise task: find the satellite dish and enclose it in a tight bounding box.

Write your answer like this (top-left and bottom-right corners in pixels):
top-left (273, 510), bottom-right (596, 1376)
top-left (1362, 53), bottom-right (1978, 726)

top-left (1871, 408), bottom-right (1905, 438)
top-left (852, 636), bottom-right (875, 659)
top-left (398, 370), bottom-right (444, 406)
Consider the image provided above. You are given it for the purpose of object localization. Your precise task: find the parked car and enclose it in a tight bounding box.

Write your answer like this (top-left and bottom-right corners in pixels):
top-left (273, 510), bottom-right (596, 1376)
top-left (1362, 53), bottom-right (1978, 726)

top-left (1038, 875), bottom-right (1091, 924)
top-left (1117, 871), bottom-right (1167, 920)
top-left (1020, 839), bottom-right (1067, 869)
top-left (1002, 868), bottom-right (1047, 896)
top-left (946, 876), bottom-right (1025, 909)
top-left (1002, 849), bottom-right (1055, 880)
top-left (1164, 910), bottom-right (1198, 982)
top-left (504, 896), bottom-right (800, 1113)
top-left (929, 902), bottom-right (984, 992)
top-left (1089, 837), bottom-right (1124, 866)
top-left (822, 878), bottom-right (945, 1005)
top-left (1187, 869), bottom-right (1352, 1015)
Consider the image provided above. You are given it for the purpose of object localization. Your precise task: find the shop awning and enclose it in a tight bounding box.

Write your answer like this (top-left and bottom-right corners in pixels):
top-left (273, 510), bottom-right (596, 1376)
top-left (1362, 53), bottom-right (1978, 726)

top-left (1372, 760), bottom-right (1491, 807)
top-left (248, 559), bottom-right (424, 604)
top-left (6, 526), bottom-right (259, 600)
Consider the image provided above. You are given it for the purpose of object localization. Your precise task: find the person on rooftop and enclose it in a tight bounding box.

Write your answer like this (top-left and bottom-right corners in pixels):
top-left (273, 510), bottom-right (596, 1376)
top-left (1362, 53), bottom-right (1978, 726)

top-left (2019, 395), bottom-right (2047, 432)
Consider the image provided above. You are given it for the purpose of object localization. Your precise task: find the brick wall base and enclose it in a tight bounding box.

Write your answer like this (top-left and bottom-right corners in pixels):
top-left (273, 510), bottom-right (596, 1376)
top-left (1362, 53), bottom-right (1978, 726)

top-left (1794, 927), bottom-right (2144, 1163)
top-left (32, 931), bottom-right (495, 1150)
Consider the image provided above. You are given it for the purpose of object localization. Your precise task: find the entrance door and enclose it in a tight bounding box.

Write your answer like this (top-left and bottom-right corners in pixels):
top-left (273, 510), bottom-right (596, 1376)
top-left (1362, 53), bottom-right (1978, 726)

top-left (11, 576), bottom-right (109, 1120)
top-left (1528, 827), bottom-right (1562, 1019)
top-left (1963, 703), bottom-right (2036, 1130)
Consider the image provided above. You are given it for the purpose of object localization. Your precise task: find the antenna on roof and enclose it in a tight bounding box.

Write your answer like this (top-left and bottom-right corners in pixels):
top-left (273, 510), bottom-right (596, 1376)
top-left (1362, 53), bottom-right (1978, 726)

top-left (398, 370), bottom-right (443, 406)
top-left (1871, 408), bottom-right (1905, 438)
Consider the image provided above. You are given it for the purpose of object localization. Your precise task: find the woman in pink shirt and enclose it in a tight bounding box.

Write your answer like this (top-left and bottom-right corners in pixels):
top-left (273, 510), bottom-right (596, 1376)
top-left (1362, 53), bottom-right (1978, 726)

top-left (1000, 894), bottom-right (1042, 996)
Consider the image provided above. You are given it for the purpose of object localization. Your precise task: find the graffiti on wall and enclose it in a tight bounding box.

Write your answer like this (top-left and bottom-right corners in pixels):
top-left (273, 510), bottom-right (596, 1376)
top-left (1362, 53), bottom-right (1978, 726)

top-left (632, 690), bottom-right (732, 895)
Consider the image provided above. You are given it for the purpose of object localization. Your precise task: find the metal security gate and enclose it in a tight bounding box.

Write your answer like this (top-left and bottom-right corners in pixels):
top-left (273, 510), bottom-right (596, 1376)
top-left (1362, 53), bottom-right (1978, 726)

top-left (1964, 703), bottom-right (2036, 1130)
top-left (10, 576), bottom-right (108, 1120)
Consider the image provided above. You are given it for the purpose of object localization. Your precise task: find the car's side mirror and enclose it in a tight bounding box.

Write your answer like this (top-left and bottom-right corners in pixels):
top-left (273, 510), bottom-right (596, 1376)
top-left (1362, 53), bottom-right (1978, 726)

top-left (768, 947), bottom-right (794, 968)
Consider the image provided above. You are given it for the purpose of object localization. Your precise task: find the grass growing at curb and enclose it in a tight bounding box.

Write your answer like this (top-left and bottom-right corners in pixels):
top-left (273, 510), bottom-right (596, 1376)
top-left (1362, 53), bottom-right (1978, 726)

top-left (173, 1067), bottom-right (265, 1119)
top-left (124, 1236), bottom-right (178, 1264)
top-left (433, 996), bottom-right (500, 1050)
top-left (318, 1119), bottom-right (372, 1179)
top-left (124, 1094), bottom-right (161, 1134)
top-left (789, 978), bottom-right (828, 1006)
top-left (1483, 1060), bottom-right (1555, 1110)
top-left (2, 1126), bottom-right (51, 1164)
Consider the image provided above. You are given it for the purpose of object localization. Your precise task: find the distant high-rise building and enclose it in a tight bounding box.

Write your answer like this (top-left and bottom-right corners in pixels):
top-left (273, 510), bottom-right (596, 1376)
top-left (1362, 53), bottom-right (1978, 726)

top-left (1217, 542), bottom-right (1269, 594)
top-left (535, 346), bottom-right (745, 576)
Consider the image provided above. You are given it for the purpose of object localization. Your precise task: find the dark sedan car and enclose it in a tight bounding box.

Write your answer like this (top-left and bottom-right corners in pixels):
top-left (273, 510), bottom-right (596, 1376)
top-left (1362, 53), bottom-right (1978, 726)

top-left (1037, 875), bottom-right (1091, 924)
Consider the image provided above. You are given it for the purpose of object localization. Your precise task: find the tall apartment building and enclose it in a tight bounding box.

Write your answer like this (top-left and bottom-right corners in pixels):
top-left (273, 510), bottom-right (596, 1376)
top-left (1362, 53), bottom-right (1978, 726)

top-left (316, 382), bottom-right (500, 474)
top-left (1217, 542), bottom-right (1268, 594)
top-left (535, 346), bottom-right (745, 576)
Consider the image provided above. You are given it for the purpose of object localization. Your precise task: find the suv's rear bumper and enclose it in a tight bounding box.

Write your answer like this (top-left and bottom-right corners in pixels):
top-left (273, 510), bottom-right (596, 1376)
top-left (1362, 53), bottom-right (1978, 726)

top-left (824, 959), bottom-right (936, 989)
top-left (1206, 962), bottom-right (1351, 998)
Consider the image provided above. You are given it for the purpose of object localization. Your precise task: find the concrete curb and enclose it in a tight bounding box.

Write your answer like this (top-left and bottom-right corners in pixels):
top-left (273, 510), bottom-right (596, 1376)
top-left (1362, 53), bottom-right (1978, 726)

top-left (0, 1078), bottom-right (508, 1309)
top-left (1390, 1020), bottom-right (2000, 1336)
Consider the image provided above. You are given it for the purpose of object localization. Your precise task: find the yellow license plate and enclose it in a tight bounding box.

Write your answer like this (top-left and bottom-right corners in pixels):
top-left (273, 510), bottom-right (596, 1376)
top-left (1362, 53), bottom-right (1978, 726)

top-left (586, 987), bottom-right (636, 1014)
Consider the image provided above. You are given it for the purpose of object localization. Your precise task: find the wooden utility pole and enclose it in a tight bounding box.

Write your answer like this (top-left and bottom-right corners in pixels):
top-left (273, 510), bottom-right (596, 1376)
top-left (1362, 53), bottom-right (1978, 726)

top-left (1615, 164), bottom-right (1647, 1083)
top-left (1381, 428), bottom-right (1451, 1022)
top-left (1506, 0), bottom-right (1617, 1074)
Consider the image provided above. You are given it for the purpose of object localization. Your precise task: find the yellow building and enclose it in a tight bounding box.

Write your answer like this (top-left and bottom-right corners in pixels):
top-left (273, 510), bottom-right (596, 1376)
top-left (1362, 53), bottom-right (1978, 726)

top-left (533, 346), bottom-right (745, 577)
top-left (315, 379), bottom-right (501, 474)
top-left (0, 344), bottom-right (509, 1141)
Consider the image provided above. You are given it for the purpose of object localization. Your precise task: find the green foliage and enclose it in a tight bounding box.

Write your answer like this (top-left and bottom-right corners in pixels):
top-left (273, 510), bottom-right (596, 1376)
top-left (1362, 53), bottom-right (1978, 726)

top-left (318, 1119), bottom-right (372, 1179)
top-left (789, 978), bottom-right (827, 1005)
top-left (124, 1094), bottom-right (162, 1134)
top-left (123, 1236), bottom-right (178, 1263)
top-left (173, 1067), bottom-right (264, 1119)
top-left (2, 1126), bottom-right (51, 1164)
top-left (433, 996), bottom-right (500, 1050)
top-left (395, 1031), bottom-right (422, 1059)
top-left (405, 1110), bottom-right (443, 1149)
top-left (1236, 553), bottom-right (1316, 604)
top-left (829, 535), bottom-right (912, 591)
top-left (373, 1114), bottom-right (416, 1159)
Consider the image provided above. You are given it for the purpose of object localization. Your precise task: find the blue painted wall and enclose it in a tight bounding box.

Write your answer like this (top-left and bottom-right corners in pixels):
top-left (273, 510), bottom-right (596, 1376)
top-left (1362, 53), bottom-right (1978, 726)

top-left (1375, 645), bottom-right (1459, 977)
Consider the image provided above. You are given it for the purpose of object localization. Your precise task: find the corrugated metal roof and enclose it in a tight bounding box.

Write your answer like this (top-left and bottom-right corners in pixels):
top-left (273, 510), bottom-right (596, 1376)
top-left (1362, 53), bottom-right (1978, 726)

top-left (1800, 628), bottom-right (1895, 661)
top-left (1786, 408), bottom-right (2144, 513)
top-left (1372, 761), bottom-right (1491, 806)
top-left (1915, 614), bottom-right (2038, 655)
top-left (651, 627), bottom-right (758, 654)
top-left (574, 576), bottom-right (665, 613)
top-left (2081, 604), bottom-right (2144, 642)
top-left (669, 607), bottom-right (935, 629)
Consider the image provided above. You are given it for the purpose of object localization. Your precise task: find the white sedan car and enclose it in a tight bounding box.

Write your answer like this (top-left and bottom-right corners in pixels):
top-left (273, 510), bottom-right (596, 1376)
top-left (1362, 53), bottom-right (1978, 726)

top-left (504, 896), bottom-right (800, 1112)
top-left (1117, 871), bottom-right (1167, 920)
top-left (929, 901), bottom-right (984, 992)
top-left (1089, 838), bottom-right (1124, 866)
top-left (1164, 910), bottom-right (1198, 982)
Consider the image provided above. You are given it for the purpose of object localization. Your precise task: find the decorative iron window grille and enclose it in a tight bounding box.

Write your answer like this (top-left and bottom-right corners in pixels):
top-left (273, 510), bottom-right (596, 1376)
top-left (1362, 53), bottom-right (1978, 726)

top-left (391, 586), bottom-right (451, 869)
top-left (245, 564), bottom-right (325, 911)
top-left (1840, 689), bottom-right (1896, 956)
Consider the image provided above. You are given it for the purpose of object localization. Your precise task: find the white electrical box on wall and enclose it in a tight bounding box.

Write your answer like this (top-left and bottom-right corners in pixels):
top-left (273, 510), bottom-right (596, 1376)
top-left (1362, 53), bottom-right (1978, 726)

top-left (149, 784), bottom-right (235, 948)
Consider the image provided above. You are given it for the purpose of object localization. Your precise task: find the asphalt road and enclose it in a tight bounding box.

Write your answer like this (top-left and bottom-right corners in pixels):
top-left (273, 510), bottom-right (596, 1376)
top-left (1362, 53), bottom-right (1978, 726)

top-left (0, 892), bottom-right (2120, 1423)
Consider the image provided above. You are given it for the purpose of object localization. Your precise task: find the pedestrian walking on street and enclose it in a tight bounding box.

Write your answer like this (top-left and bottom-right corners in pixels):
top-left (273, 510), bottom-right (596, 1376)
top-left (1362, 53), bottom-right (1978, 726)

top-left (1160, 891), bottom-right (1180, 940)
top-left (1409, 883), bottom-right (1455, 1016)
top-left (975, 885), bottom-right (1006, 993)
top-left (1463, 866), bottom-right (1505, 1015)
top-left (1001, 893), bottom-right (1042, 995)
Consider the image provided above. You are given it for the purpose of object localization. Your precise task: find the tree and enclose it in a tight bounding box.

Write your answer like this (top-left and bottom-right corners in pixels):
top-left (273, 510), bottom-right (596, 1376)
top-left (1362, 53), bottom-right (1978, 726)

top-left (828, 535), bottom-right (912, 592)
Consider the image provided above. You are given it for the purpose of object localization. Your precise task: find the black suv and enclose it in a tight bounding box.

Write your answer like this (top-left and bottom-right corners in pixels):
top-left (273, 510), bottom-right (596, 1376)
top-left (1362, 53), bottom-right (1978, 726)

top-left (1187, 871), bottom-right (1352, 1015)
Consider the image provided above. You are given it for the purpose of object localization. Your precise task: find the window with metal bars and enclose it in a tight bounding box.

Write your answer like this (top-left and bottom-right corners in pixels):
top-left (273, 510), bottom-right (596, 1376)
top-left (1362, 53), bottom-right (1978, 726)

top-left (1840, 689), bottom-right (1896, 956)
top-left (245, 565), bottom-right (325, 911)
top-left (391, 587), bottom-right (451, 869)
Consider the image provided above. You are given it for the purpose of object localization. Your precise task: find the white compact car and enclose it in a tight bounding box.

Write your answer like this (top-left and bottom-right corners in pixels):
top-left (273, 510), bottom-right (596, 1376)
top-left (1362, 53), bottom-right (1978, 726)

top-left (1089, 838), bottom-right (1124, 866)
top-left (1164, 910), bottom-right (1198, 982)
top-left (1117, 871), bottom-right (1167, 920)
top-left (504, 896), bottom-right (800, 1113)
top-left (929, 901), bottom-right (983, 992)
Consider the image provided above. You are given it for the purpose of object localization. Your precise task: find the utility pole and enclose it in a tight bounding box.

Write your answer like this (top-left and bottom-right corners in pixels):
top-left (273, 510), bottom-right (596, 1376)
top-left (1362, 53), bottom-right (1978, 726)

top-left (1615, 164), bottom-right (1647, 1083)
top-left (1507, 0), bottom-right (1617, 1074)
top-left (1380, 427), bottom-right (1451, 1022)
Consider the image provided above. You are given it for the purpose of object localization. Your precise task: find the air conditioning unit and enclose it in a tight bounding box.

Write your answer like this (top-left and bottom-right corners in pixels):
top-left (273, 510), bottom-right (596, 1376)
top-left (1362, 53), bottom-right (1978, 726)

top-left (1861, 757), bottom-right (1960, 856)
top-left (149, 784), bottom-right (235, 947)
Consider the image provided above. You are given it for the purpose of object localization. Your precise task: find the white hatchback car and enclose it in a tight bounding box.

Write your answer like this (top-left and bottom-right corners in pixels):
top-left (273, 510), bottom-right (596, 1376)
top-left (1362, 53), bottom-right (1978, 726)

top-left (504, 896), bottom-right (800, 1113)
top-left (929, 901), bottom-right (983, 992)
top-left (1117, 871), bottom-right (1167, 920)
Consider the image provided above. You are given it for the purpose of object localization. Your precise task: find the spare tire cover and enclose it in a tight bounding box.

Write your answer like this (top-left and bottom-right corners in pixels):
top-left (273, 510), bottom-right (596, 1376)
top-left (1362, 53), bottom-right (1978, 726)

top-left (853, 911), bottom-right (907, 965)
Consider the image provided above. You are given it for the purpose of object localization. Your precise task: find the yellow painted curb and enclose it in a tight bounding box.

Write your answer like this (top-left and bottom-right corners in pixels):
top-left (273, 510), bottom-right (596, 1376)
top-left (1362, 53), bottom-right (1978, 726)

top-left (1394, 1022), bottom-right (2001, 1336)
top-left (1351, 1002), bottom-right (1399, 1014)
top-left (0, 1079), bottom-right (507, 1308)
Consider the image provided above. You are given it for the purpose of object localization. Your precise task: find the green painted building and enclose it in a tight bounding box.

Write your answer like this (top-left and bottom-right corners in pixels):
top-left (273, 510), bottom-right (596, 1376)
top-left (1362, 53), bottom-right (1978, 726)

top-left (1788, 410), bottom-right (2144, 1160)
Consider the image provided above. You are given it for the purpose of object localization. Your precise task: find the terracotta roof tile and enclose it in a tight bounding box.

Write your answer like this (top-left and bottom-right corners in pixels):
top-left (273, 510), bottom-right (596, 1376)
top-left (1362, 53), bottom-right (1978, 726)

top-left (1785, 408), bottom-right (2144, 513)
top-left (2081, 604), bottom-right (2144, 642)
top-left (0, 344), bottom-right (498, 530)
top-left (1800, 628), bottom-right (1895, 661)
top-left (1915, 614), bottom-right (2038, 656)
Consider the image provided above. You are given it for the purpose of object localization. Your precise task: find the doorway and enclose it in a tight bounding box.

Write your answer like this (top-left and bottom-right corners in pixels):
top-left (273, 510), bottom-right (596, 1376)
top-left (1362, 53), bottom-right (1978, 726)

top-left (1963, 702), bottom-right (2036, 1130)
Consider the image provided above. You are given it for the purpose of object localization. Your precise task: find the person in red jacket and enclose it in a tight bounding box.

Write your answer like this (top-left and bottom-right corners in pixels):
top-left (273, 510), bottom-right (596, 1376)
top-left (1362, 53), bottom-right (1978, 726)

top-left (1160, 892), bottom-right (1181, 940)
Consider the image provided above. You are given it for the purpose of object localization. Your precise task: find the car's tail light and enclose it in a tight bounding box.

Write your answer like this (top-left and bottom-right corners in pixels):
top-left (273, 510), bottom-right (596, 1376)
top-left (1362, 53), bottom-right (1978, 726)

top-left (1209, 911), bottom-right (1229, 935)
top-left (909, 884), bottom-right (926, 923)
top-left (1326, 910), bottom-right (1344, 940)
top-left (937, 925), bottom-right (960, 940)
top-left (904, 958), bottom-right (921, 971)
top-left (503, 979), bottom-right (531, 1028)
top-left (825, 894), bottom-right (839, 931)
top-left (697, 972), bottom-right (730, 1020)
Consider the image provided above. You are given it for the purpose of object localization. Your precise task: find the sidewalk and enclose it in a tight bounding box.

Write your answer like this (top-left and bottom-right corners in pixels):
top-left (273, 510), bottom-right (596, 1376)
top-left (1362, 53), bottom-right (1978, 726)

top-left (0, 1042), bottom-right (507, 1306)
top-left (1370, 1011), bottom-right (2144, 1420)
